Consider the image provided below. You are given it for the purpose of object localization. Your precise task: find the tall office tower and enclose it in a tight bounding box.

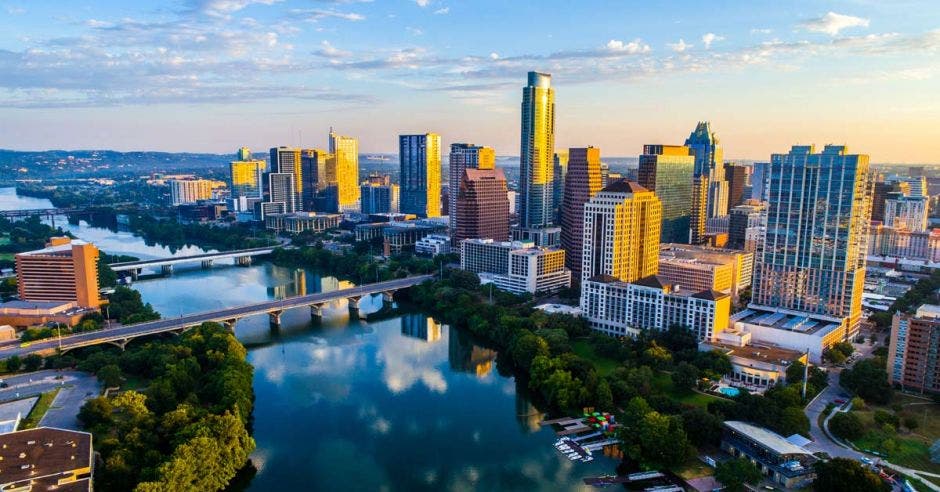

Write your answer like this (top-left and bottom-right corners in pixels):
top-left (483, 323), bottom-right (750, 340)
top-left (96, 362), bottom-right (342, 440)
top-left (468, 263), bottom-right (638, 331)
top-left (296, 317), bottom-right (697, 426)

top-left (519, 71), bottom-right (555, 229)
top-left (329, 128), bottom-right (361, 212)
top-left (888, 304), bottom-right (940, 394)
top-left (236, 146), bottom-right (252, 161)
top-left (728, 200), bottom-right (767, 251)
top-left (552, 151), bottom-right (569, 223)
top-left (169, 179), bottom-right (212, 206)
top-left (399, 133), bottom-right (442, 217)
top-left (750, 162), bottom-right (769, 201)
top-left (15, 237), bottom-right (100, 308)
top-left (360, 173), bottom-right (399, 214)
top-left (871, 175), bottom-right (891, 222)
top-left (454, 168), bottom-right (510, 244)
top-left (638, 144), bottom-right (695, 244)
top-left (230, 148), bottom-right (266, 200)
top-left (270, 147), bottom-right (303, 209)
top-left (884, 193), bottom-right (929, 232)
top-left (268, 172), bottom-right (297, 213)
top-left (905, 176), bottom-right (928, 198)
top-left (580, 180), bottom-right (661, 284)
top-left (685, 121), bottom-right (728, 218)
top-left (724, 163), bottom-right (748, 208)
top-left (449, 143), bottom-right (495, 231)
top-left (690, 176), bottom-right (709, 244)
top-left (300, 148), bottom-right (332, 211)
top-left (752, 145), bottom-right (871, 333)
top-left (560, 147), bottom-right (603, 282)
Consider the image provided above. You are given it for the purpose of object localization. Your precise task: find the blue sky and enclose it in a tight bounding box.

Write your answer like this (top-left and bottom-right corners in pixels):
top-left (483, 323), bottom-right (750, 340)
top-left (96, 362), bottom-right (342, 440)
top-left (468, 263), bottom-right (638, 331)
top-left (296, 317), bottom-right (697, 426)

top-left (1, 0), bottom-right (939, 162)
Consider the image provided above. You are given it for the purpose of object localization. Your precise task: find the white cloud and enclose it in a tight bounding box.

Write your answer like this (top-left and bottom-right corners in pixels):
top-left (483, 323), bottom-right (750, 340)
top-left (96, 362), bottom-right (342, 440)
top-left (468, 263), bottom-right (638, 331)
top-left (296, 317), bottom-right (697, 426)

top-left (701, 32), bottom-right (724, 49)
top-left (434, 7), bottom-right (448, 14)
top-left (296, 8), bottom-right (365, 21)
top-left (489, 52), bottom-right (499, 60)
top-left (668, 39), bottom-right (691, 52)
top-left (801, 12), bottom-right (870, 36)
top-left (406, 26), bottom-right (424, 36)
top-left (606, 38), bottom-right (651, 54)
top-left (314, 40), bottom-right (352, 58)
top-left (415, 0), bottom-right (430, 6)
top-left (750, 28), bottom-right (772, 35)
top-left (190, 0), bottom-right (281, 17)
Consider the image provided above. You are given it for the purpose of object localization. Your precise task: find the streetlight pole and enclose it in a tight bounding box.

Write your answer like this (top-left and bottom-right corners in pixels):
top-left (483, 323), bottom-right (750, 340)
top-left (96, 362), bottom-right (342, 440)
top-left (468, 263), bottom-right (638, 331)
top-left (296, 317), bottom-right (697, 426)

top-left (54, 322), bottom-right (62, 351)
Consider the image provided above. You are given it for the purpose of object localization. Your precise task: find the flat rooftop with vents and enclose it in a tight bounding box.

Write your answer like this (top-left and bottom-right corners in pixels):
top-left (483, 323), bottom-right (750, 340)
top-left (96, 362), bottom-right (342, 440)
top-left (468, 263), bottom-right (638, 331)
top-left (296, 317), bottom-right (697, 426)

top-left (0, 427), bottom-right (93, 491)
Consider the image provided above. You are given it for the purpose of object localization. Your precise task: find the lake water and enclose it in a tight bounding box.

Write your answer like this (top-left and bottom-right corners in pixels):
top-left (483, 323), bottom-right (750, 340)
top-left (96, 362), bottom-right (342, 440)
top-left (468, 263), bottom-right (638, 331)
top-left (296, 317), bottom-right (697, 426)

top-left (1, 187), bottom-right (615, 490)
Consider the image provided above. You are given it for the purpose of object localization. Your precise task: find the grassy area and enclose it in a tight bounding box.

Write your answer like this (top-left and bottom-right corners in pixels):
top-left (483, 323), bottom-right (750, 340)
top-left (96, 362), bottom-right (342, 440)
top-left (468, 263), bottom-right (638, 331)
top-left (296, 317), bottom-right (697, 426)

top-left (0, 252), bottom-right (13, 262)
top-left (20, 388), bottom-right (60, 429)
top-left (673, 457), bottom-right (714, 480)
top-left (848, 395), bottom-right (940, 474)
top-left (652, 372), bottom-right (721, 408)
top-left (572, 340), bottom-right (620, 377)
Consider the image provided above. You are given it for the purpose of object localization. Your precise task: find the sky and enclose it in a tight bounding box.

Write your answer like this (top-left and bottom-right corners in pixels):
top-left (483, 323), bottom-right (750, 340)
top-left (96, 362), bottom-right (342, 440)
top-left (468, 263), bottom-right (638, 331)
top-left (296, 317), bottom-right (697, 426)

top-left (0, 0), bottom-right (938, 163)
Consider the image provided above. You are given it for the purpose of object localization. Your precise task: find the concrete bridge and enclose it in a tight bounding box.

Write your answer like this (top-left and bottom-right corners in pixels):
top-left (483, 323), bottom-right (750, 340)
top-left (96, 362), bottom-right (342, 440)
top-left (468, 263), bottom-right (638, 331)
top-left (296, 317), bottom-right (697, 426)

top-left (0, 275), bottom-right (433, 359)
top-left (109, 246), bottom-right (278, 275)
top-left (0, 207), bottom-right (90, 219)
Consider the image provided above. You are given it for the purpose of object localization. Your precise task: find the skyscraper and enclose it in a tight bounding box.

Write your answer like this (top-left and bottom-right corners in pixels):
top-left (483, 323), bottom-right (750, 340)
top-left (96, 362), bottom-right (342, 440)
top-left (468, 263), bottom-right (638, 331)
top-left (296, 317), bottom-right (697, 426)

top-left (449, 143), bottom-right (495, 231)
top-left (519, 71), bottom-right (555, 229)
top-left (750, 162), bottom-right (769, 202)
top-left (454, 168), bottom-right (510, 244)
top-left (685, 122), bottom-right (728, 218)
top-left (329, 128), bottom-right (360, 212)
top-left (230, 148), bottom-right (266, 200)
top-left (15, 237), bottom-right (100, 309)
top-left (638, 144), bottom-right (694, 244)
top-left (268, 172), bottom-right (297, 213)
top-left (690, 176), bottom-right (709, 244)
top-left (300, 148), bottom-right (331, 211)
top-left (360, 173), bottom-right (399, 214)
top-left (270, 147), bottom-right (302, 210)
top-left (399, 133), bottom-right (442, 217)
top-left (752, 145), bottom-right (871, 333)
top-left (560, 147), bottom-right (603, 282)
top-left (724, 163), bottom-right (748, 208)
top-left (552, 151), bottom-right (569, 224)
top-left (580, 180), bottom-right (661, 284)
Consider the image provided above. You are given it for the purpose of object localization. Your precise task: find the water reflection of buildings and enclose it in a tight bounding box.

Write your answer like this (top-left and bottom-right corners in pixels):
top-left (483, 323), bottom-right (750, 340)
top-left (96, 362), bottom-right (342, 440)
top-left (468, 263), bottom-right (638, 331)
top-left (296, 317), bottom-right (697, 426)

top-left (267, 269), bottom-right (346, 299)
top-left (400, 313), bottom-right (443, 343)
top-left (447, 329), bottom-right (497, 378)
top-left (514, 380), bottom-right (543, 433)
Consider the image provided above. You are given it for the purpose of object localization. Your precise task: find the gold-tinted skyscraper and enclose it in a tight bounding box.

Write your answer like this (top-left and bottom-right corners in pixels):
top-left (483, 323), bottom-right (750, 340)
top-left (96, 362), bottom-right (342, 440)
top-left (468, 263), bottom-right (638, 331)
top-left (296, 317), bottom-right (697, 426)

top-left (519, 71), bottom-right (555, 228)
top-left (230, 147), bottom-right (266, 200)
top-left (329, 128), bottom-right (360, 212)
top-left (400, 133), bottom-right (442, 217)
top-left (580, 180), bottom-right (661, 284)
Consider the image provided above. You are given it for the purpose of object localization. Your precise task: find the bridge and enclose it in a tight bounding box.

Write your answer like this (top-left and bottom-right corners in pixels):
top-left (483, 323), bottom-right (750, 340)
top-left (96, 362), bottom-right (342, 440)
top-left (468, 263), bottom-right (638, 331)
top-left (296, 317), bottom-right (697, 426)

top-left (0, 207), bottom-right (90, 218)
top-left (109, 246), bottom-right (279, 275)
top-left (0, 275), bottom-right (433, 359)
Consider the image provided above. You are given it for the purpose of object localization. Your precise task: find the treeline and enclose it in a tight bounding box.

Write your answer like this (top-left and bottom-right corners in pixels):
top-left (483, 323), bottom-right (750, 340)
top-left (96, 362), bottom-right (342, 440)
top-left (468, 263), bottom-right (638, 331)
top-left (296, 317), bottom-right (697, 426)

top-left (398, 270), bottom-right (819, 470)
top-left (125, 213), bottom-right (277, 252)
top-left (269, 244), bottom-right (440, 283)
top-left (72, 323), bottom-right (254, 491)
top-left (0, 215), bottom-right (69, 268)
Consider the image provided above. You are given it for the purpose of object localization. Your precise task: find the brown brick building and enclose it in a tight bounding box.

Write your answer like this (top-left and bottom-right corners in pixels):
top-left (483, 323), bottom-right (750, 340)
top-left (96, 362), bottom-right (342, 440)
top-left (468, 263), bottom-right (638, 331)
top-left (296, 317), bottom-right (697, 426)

top-left (454, 168), bottom-right (510, 244)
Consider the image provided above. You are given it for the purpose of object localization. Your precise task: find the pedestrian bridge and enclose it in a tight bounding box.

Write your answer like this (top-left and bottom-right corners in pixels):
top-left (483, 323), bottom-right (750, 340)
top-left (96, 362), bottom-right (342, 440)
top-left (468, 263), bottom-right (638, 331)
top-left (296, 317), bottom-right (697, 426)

top-left (0, 275), bottom-right (433, 359)
top-left (109, 246), bottom-right (278, 274)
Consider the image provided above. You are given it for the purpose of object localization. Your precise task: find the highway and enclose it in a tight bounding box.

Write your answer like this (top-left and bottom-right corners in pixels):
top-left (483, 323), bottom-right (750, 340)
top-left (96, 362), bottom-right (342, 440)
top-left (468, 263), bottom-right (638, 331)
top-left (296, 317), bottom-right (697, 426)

top-left (0, 275), bottom-right (432, 360)
top-left (108, 246), bottom-right (277, 271)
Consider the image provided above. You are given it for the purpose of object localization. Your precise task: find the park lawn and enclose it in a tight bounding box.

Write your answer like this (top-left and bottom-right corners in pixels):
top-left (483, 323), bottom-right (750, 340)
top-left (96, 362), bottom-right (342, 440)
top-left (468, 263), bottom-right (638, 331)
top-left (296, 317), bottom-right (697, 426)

top-left (572, 340), bottom-right (619, 377)
top-left (652, 371), bottom-right (721, 408)
top-left (673, 457), bottom-right (714, 480)
top-left (849, 399), bottom-right (940, 474)
top-left (0, 252), bottom-right (13, 263)
top-left (20, 388), bottom-right (60, 429)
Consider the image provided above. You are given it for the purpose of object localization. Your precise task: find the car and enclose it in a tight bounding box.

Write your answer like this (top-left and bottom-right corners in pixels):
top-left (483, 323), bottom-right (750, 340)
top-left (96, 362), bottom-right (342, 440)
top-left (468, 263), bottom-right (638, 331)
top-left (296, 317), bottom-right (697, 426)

top-left (834, 398), bottom-right (846, 404)
top-left (0, 382), bottom-right (7, 388)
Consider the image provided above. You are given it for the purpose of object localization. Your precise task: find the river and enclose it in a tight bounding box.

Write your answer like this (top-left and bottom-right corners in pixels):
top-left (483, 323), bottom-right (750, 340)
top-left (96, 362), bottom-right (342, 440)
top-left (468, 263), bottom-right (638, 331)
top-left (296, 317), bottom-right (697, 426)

top-left (1, 187), bottom-right (613, 490)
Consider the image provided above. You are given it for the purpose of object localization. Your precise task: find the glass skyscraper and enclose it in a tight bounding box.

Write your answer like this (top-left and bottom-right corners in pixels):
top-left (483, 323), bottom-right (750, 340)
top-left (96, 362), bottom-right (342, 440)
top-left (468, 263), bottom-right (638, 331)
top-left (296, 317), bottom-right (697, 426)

top-left (751, 144), bottom-right (871, 332)
top-left (685, 121), bottom-right (728, 219)
top-left (230, 147), bottom-right (265, 200)
top-left (637, 144), bottom-right (694, 244)
top-left (329, 128), bottom-right (360, 213)
top-left (449, 143), bottom-right (495, 231)
top-left (399, 133), bottom-right (442, 218)
top-left (519, 71), bottom-right (555, 228)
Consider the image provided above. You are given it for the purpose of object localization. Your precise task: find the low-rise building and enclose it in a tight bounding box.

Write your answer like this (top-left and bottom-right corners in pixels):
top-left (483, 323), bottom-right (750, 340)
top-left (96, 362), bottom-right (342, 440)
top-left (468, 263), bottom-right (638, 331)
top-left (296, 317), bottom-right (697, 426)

top-left (0, 427), bottom-right (93, 491)
top-left (581, 274), bottom-right (731, 341)
top-left (658, 243), bottom-right (754, 299)
top-left (16, 238), bottom-right (100, 309)
top-left (700, 336), bottom-right (807, 388)
top-left (461, 239), bottom-right (570, 295)
top-left (730, 307), bottom-right (848, 363)
top-left (264, 212), bottom-right (342, 234)
top-left (415, 234), bottom-right (451, 256)
top-left (888, 304), bottom-right (940, 394)
top-left (721, 421), bottom-right (816, 489)
top-left (0, 300), bottom-right (94, 328)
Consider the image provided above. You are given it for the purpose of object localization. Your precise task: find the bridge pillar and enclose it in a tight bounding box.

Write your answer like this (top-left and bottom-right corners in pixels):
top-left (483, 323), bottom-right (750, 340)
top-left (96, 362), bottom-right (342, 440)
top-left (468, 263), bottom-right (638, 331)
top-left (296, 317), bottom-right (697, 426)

top-left (347, 296), bottom-right (362, 317)
top-left (382, 291), bottom-right (395, 306)
top-left (310, 303), bottom-right (324, 321)
top-left (268, 310), bottom-right (283, 327)
top-left (221, 318), bottom-right (238, 332)
top-left (161, 264), bottom-right (174, 275)
top-left (132, 269), bottom-right (140, 281)
top-left (201, 260), bottom-right (213, 269)
top-left (107, 339), bottom-right (129, 351)
top-left (236, 256), bottom-right (252, 266)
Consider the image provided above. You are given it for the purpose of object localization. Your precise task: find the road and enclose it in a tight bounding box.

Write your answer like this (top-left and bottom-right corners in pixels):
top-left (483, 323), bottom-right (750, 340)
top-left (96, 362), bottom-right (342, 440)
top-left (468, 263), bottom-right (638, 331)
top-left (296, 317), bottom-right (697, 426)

top-left (39, 372), bottom-right (101, 430)
top-left (0, 275), bottom-right (432, 360)
top-left (108, 245), bottom-right (276, 271)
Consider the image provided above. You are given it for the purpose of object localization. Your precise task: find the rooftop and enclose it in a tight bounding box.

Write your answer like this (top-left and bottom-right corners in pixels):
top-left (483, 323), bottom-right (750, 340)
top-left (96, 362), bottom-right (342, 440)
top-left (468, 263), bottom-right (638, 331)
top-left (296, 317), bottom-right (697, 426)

top-left (724, 421), bottom-right (811, 457)
top-left (704, 341), bottom-right (805, 365)
top-left (732, 307), bottom-right (843, 336)
top-left (915, 304), bottom-right (940, 319)
top-left (601, 179), bottom-right (648, 194)
top-left (17, 240), bottom-right (90, 257)
top-left (0, 427), bottom-right (92, 491)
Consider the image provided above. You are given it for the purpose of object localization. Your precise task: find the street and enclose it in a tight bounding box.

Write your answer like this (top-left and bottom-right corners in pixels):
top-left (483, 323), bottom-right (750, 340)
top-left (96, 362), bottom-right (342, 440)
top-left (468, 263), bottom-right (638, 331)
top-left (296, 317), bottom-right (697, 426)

top-left (0, 369), bottom-right (101, 431)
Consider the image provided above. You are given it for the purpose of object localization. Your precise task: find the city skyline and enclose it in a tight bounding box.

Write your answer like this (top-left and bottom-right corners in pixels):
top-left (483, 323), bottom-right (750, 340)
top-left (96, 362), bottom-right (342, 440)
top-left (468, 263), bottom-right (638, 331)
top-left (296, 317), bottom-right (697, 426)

top-left (0, 1), bottom-right (938, 163)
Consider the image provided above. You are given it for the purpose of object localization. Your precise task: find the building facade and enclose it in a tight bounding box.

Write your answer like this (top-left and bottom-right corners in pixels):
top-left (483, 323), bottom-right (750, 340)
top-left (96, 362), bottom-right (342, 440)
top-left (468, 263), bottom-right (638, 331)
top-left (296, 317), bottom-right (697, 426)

top-left (552, 151), bottom-right (569, 223)
top-left (724, 163), bottom-right (748, 209)
top-left (884, 193), bottom-right (929, 232)
top-left (399, 133), bottom-right (442, 218)
top-left (448, 143), bottom-right (495, 231)
top-left (300, 148), bottom-right (332, 211)
top-left (638, 144), bottom-right (694, 244)
top-left (230, 148), bottom-right (265, 201)
top-left (888, 304), bottom-right (940, 394)
top-left (15, 237), bottom-right (100, 308)
top-left (519, 71), bottom-right (556, 229)
top-left (728, 200), bottom-right (767, 251)
top-left (169, 179), bottom-right (212, 206)
top-left (267, 172), bottom-right (297, 214)
top-left (460, 239), bottom-right (570, 295)
top-left (360, 174), bottom-right (399, 214)
top-left (454, 168), bottom-right (510, 244)
top-left (560, 147), bottom-right (603, 282)
top-left (270, 146), bottom-right (303, 209)
top-left (685, 121), bottom-right (728, 219)
top-left (329, 128), bottom-right (361, 212)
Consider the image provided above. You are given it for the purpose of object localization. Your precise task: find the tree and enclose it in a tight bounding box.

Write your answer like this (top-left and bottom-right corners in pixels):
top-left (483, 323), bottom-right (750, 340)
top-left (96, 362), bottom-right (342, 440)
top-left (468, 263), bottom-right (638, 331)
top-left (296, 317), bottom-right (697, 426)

top-left (813, 458), bottom-right (890, 492)
top-left (77, 397), bottom-right (113, 430)
top-left (671, 362), bottom-right (700, 393)
top-left (681, 407), bottom-right (723, 447)
top-left (824, 348), bottom-right (848, 365)
top-left (97, 364), bottom-right (123, 388)
top-left (715, 457), bottom-right (763, 492)
top-left (841, 359), bottom-right (893, 404)
top-left (22, 354), bottom-right (43, 372)
top-left (829, 412), bottom-right (864, 441)
top-left (5, 355), bottom-right (21, 373)
top-left (509, 332), bottom-right (550, 370)
top-left (786, 360), bottom-right (806, 384)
